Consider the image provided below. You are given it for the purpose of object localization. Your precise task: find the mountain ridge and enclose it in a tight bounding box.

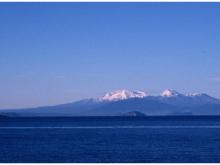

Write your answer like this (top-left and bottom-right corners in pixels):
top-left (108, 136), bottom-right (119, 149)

top-left (1, 89), bottom-right (220, 117)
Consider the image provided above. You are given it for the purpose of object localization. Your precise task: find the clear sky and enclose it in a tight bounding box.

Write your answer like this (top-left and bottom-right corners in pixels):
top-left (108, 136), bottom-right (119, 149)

top-left (1, 2), bottom-right (220, 109)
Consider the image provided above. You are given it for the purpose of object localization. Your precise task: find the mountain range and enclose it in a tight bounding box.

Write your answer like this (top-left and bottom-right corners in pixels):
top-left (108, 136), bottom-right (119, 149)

top-left (1, 89), bottom-right (220, 117)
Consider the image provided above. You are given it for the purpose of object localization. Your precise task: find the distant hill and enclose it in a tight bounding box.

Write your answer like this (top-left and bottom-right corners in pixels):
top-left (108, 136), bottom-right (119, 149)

top-left (1, 89), bottom-right (220, 117)
top-left (121, 111), bottom-right (147, 117)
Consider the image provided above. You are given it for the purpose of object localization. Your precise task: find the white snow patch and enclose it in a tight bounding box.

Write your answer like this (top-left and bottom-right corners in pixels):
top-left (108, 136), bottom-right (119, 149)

top-left (100, 89), bottom-right (148, 101)
top-left (161, 89), bottom-right (181, 97)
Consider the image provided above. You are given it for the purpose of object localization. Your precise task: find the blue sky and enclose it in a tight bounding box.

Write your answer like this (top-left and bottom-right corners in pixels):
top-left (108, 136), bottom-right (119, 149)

top-left (0, 3), bottom-right (220, 108)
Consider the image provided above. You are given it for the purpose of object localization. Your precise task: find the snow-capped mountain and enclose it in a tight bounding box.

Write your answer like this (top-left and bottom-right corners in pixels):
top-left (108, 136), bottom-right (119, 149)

top-left (161, 89), bottom-right (182, 97)
top-left (159, 90), bottom-right (220, 107)
top-left (1, 89), bottom-right (220, 117)
top-left (100, 89), bottom-right (148, 101)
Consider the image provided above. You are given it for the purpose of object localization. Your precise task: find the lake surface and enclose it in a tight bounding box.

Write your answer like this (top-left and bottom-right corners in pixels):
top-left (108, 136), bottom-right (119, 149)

top-left (1, 116), bottom-right (220, 162)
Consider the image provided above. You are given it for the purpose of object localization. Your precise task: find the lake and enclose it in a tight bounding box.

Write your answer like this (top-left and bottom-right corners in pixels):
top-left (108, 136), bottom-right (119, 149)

top-left (1, 116), bottom-right (220, 162)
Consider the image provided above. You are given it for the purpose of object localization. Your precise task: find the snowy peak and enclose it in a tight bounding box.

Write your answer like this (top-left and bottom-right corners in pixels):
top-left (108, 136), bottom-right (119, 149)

top-left (186, 93), bottom-right (205, 97)
top-left (100, 89), bottom-right (148, 101)
top-left (98, 89), bottom-right (220, 104)
top-left (161, 89), bottom-right (181, 97)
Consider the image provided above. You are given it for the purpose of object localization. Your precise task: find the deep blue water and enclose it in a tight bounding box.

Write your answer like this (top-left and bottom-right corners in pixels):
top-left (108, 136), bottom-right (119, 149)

top-left (1, 116), bottom-right (220, 162)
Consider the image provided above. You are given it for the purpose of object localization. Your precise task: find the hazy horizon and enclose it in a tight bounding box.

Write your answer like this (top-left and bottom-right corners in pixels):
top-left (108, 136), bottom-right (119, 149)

top-left (1, 3), bottom-right (220, 109)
